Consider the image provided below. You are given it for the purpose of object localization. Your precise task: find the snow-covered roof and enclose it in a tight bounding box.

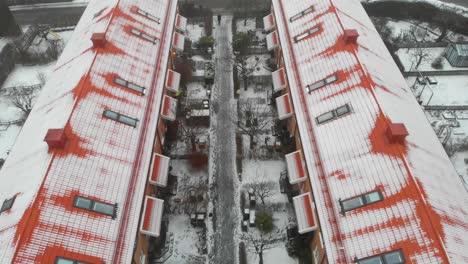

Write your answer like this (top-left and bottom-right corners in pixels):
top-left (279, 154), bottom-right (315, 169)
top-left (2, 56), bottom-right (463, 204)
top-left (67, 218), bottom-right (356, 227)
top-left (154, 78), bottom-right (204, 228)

top-left (293, 192), bottom-right (317, 234)
top-left (272, 67), bottom-right (287, 92)
top-left (275, 93), bottom-right (293, 120)
top-left (165, 69), bottom-right (181, 93)
top-left (172, 31), bottom-right (185, 51)
top-left (263, 13), bottom-right (276, 32)
top-left (266, 30), bottom-right (279, 51)
top-left (455, 43), bottom-right (468, 56)
top-left (149, 153), bottom-right (170, 187)
top-left (272, 0), bottom-right (468, 263)
top-left (161, 95), bottom-right (177, 121)
top-left (0, 0), bottom-right (178, 263)
top-left (140, 196), bottom-right (164, 237)
top-left (175, 14), bottom-right (187, 32)
top-left (285, 150), bottom-right (307, 184)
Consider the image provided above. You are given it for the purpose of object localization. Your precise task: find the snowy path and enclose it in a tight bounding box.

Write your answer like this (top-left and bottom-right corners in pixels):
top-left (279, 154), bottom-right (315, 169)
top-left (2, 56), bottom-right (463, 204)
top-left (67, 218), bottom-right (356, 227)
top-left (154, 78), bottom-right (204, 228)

top-left (209, 15), bottom-right (239, 264)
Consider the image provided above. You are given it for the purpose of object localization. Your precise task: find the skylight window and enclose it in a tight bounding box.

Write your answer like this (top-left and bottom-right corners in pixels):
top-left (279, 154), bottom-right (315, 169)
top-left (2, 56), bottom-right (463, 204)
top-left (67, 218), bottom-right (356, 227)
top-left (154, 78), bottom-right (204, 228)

top-left (290, 6), bottom-right (314, 22)
top-left (136, 8), bottom-right (160, 23)
top-left (130, 28), bottom-right (157, 44)
top-left (307, 74), bottom-right (338, 93)
top-left (56, 256), bottom-right (92, 264)
top-left (73, 195), bottom-right (117, 218)
top-left (340, 190), bottom-right (384, 214)
top-left (0, 196), bottom-right (16, 213)
top-left (114, 77), bottom-right (146, 95)
top-left (103, 110), bottom-right (138, 127)
top-left (293, 26), bottom-right (320, 43)
top-left (355, 249), bottom-right (405, 264)
top-left (316, 104), bottom-right (351, 124)
top-left (93, 8), bottom-right (104, 19)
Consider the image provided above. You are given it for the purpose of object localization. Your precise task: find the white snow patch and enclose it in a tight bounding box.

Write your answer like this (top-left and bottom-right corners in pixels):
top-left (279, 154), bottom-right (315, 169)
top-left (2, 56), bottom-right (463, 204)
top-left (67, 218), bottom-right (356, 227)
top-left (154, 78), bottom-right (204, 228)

top-left (236, 18), bottom-right (257, 33)
top-left (406, 75), bottom-right (468, 105)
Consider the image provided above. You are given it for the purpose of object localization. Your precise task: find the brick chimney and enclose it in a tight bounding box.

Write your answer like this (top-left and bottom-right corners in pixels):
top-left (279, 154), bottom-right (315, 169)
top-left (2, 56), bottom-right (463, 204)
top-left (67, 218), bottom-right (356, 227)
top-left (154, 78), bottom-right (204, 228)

top-left (343, 29), bottom-right (359, 44)
top-left (386, 123), bottom-right (409, 144)
top-left (91, 33), bottom-right (106, 48)
top-left (44, 128), bottom-right (67, 149)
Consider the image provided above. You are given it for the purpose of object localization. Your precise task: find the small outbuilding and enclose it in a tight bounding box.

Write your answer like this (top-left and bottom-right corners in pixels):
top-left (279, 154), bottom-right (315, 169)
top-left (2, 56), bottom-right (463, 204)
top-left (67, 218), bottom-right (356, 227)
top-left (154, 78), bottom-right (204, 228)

top-left (444, 43), bottom-right (468, 67)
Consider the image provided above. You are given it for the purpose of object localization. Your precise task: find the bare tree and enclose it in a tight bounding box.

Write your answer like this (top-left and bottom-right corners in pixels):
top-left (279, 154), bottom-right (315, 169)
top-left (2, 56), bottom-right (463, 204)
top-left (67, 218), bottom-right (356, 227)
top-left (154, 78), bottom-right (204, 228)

top-left (178, 120), bottom-right (208, 152)
top-left (241, 231), bottom-right (281, 264)
top-left (410, 46), bottom-right (432, 70)
top-left (12, 92), bottom-right (33, 117)
top-left (47, 39), bottom-right (64, 60)
top-left (37, 71), bottom-right (47, 85)
top-left (245, 169), bottom-right (275, 204)
top-left (232, 56), bottom-right (261, 91)
top-left (233, 101), bottom-right (272, 149)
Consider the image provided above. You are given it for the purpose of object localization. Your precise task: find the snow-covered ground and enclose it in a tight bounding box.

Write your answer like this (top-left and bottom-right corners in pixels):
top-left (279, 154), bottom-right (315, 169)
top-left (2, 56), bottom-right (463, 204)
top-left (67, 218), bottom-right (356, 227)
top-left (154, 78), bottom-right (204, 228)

top-left (192, 55), bottom-right (210, 78)
top-left (424, 110), bottom-right (468, 186)
top-left (163, 159), bottom-right (209, 264)
top-left (385, 19), bottom-right (468, 42)
top-left (396, 47), bottom-right (468, 72)
top-left (406, 75), bottom-right (468, 105)
top-left (187, 82), bottom-right (209, 99)
top-left (245, 54), bottom-right (272, 77)
top-left (362, 0), bottom-right (468, 18)
top-left (1, 63), bottom-right (55, 88)
top-left (187, 23), bottom-right (205, 44)
top-left (236, 18), bottom-right (256, 33)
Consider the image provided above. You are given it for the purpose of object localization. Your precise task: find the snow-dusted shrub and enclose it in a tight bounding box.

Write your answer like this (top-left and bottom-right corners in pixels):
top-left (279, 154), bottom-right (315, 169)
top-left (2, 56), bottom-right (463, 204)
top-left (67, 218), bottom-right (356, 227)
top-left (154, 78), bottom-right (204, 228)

top-left (255, 211), bottom-right (273, 233)
top-left (431, 56), bottom-right (444, 69)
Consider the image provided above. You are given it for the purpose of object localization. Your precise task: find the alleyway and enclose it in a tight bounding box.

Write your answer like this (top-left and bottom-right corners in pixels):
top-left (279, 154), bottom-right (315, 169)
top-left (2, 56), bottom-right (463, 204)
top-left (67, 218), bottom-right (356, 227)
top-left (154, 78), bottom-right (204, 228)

top-left (209, 14), bottom-right (239, 264)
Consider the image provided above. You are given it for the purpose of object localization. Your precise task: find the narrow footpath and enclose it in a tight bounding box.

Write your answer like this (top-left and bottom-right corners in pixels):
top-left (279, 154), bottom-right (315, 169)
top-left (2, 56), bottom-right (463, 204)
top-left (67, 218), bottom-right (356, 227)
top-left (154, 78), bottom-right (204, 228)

top-left (209, 14), bottom-right (239, 264)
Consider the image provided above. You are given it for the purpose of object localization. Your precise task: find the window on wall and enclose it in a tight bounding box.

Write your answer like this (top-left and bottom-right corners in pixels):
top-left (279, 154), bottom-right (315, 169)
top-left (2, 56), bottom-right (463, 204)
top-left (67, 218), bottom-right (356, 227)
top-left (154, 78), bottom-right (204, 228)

top-left (355, 249), bottom-right (405, 264)
top-left (340, 190), bottom-right (384, 214)
top-left (136, 8), bottom-right (160, 23)
top-left (0, 196), bottom-right (16, 213)
top-left (114, 77), bottom-right (146, 95)
top-left (293, 26), bottom-right (321, 43)
top-left (307, 74), bottom-right (338, 93)
top-left (103, 110), bottom-right (138, 127)
top-left (55, 257), bottom-right (91, 264)
top-left (140, 250), bottom-right (146, 264)
top-left (313, 247), bottom-right (319, 264)
top-left (290, 6), bottom-right (315, 22)
top-left (316, 104), bottom-right (351, 124)
top-left (130, 28), bottom-right (157, 44)
top-left (73, 195), bottom-right (117, 218)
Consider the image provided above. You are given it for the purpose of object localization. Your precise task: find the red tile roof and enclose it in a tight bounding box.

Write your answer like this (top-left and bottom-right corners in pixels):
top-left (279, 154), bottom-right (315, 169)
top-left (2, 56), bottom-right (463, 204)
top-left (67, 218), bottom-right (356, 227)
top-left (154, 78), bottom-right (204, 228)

top-left (0, 0), bottom-right (178, 263)
top-left (272, 0), bottom-right (468, 263)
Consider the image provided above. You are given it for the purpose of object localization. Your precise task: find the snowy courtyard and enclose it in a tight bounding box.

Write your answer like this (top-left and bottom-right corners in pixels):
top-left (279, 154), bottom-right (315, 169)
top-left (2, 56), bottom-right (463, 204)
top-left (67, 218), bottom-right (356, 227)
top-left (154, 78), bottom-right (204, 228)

top-left (0, 28), bottom-right (74, 162)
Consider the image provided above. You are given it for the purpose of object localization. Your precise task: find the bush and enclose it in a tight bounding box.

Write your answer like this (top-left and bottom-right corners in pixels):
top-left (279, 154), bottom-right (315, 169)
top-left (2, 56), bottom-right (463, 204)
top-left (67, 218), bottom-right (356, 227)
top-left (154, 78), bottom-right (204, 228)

top-left (431, 56), bottom-right (444, 70)
top-left (233, 32), bottom-right (251, 55)
top-left (189, 152), bottom-right (208, 169)
top-left (255, 211), bottom-right (273, 233)
top-left (198, 36), bottom-right (214, 50)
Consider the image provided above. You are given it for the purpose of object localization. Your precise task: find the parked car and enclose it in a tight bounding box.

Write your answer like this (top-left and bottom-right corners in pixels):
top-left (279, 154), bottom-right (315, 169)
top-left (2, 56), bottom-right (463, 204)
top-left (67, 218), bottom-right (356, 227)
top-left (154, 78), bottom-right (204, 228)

top-left (426, 76), bottom-right (438, 85)
top-left (417, 76), bottom-right (427, 85)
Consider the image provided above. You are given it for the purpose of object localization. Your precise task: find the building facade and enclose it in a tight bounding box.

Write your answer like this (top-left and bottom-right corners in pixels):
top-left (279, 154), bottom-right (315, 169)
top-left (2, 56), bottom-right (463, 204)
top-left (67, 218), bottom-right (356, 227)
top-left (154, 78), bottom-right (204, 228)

top-left (265, 0), bottom-right (468, 263)
top-left (0, 0), bottom-right (187, 263)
